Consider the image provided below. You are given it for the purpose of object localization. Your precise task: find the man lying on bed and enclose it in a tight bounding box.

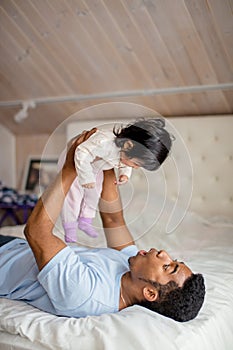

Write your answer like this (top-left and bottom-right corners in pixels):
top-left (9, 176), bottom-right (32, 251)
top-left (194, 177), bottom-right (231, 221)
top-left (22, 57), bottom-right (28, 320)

top-left (0, 129), bottom-right (205, 322)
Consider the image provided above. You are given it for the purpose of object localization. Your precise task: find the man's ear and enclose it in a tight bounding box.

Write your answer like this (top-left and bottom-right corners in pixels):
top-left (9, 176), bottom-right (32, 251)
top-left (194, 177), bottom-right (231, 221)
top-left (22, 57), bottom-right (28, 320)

top-left (143, 286), bottom-right (158, 302)
top-left (123, 140), bottom-right (134, 150)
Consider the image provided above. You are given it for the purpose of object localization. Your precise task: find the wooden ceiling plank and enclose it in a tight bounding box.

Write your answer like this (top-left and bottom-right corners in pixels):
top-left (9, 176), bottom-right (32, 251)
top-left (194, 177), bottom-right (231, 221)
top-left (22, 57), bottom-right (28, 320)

top-left (168, 0), bottom-right (231, 113)
top-left (221, 90), bottom-right (233, 111)
top-left (120, 0), bottom-right (203, 116)
top-left (0, 108), bottom-right (25, 135)
top-left (184, 0), bottom-right (233, 109)
top-left (0, 69), bottom-right (21, 100)
top-left (49, 0), bottom-right (117, 88)
top-left (64, 0), bottom-right (136, 92)
top-left (140, 0), bottom-right (205, 114)
top-left (0, 6), bottom-right (70, 98)
top-left (67, 0), bottom-right (139, 90)
top-left (8, 0), bottom-right (80, 93)
top-left (166, 1), bottom-right (223, 84)
top-left (47, 0), bottom-right (122, 92)
top-left (30, 0), bottom-right (110, 93)
top-left (83, 0), bottom-right (151, 86)
top-left (91, 0), bottom-right (171, 114)
top-left (0, 38), bottom-right (42, 99)
top-left (206, 0), bottom-right (233, 69)
top-left (83, 0), bottom-right (155, 92)
top-left (205, 0), bottom-right (233, 110)
top-left (0, 8), bottom-right (76, 128)
top-left (142, 0), bottom-right (231, 114)
top-left (29, 0), bottom-right (93, 94)
top-left (105, 0), bottom-right (172, 87)
top-left (120, 0), bottom-right (194, 115)
top-left (2, 0), bottom-right (74, 96)
top-left (121, 0), bottom-right (184, 87)
top-left (0, 9), bottom-right (48, 99)
top-left (141, 1), bottom-right (203, 84)
top-left (125, 0), bottom-right (232, 114)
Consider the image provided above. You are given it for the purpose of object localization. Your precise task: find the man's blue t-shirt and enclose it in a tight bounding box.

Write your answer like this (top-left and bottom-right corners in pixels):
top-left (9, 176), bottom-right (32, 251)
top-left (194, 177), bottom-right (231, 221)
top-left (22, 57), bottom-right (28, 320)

top-left (0, 238), bottom-right (138, 317)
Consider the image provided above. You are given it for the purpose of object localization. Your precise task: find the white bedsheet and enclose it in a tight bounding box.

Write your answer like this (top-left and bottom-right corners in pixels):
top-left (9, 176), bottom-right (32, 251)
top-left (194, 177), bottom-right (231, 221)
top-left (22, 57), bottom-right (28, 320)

top-left (0, 211), bottom-right (233, 350)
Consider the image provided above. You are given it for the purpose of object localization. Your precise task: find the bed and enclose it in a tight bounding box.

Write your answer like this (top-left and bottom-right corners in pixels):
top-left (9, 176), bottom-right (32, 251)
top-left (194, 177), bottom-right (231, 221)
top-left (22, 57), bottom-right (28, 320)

top-left (0, 115), bottom-right (233, 349)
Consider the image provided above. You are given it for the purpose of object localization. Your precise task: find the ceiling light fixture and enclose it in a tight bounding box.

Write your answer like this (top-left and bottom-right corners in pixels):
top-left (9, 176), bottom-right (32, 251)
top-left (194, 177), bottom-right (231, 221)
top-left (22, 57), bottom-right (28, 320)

top-left (14, 100), bottom-right (36, 123)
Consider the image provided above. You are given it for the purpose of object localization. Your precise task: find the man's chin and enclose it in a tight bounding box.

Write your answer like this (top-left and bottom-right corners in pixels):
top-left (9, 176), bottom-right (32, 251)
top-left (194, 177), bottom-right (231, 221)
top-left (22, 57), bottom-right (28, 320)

top-left (128, 256), bottom-right (135, 266)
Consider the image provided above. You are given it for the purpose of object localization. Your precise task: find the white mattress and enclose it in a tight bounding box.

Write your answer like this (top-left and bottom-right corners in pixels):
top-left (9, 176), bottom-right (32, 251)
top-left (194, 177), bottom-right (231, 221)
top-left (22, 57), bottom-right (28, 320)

top-left (0, 210), bottom-right (233, 350)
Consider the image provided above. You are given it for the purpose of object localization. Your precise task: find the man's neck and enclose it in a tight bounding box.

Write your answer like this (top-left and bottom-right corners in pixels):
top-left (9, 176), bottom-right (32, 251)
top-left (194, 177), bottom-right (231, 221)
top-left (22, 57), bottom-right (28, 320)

top-left (120, 272), bottom-right (141, 309)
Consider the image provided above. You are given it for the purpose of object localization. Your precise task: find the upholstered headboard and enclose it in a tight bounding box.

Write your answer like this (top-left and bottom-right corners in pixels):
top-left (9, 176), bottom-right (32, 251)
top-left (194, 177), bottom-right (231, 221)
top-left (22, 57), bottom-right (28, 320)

top-left (162, 116), bottom-right (233, 219)
top-left (65, 114), bottom-right (233, 221)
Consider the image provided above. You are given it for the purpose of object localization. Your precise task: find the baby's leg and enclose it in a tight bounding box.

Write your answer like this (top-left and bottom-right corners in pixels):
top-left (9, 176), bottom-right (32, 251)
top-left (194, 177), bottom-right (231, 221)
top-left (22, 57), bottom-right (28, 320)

top-left (78, 170), bottom-right (104, 237)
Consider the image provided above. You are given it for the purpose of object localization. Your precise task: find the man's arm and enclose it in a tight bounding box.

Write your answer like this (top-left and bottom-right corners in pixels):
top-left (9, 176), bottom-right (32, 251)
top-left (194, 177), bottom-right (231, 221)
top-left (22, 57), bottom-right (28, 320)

top-left (99, 169), bottom-right (135, 251)
top-left (24, 129), bottom-right (97, 271)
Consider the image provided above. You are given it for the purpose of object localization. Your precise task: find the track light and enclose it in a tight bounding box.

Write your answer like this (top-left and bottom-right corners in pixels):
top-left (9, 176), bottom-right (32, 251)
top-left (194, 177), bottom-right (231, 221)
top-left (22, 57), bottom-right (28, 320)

top-left (14, 100), bottom-right (36, 123)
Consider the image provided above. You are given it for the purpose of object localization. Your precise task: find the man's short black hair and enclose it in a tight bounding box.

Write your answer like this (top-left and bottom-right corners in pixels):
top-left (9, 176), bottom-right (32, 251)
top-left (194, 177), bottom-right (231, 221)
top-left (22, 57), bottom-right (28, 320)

top-left (137, 273), bottom-right (205, 322)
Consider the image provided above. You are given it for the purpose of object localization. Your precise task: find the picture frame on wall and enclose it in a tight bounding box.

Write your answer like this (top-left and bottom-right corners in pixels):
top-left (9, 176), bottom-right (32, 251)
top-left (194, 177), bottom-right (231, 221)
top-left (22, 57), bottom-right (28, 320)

top-left (23, 157), bottom-right (58, 193)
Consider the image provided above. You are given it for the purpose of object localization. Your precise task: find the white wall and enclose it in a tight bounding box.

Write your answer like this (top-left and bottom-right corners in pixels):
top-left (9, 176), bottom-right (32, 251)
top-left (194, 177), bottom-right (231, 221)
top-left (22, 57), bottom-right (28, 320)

top-left (0, 125), bottom-right (16, 188)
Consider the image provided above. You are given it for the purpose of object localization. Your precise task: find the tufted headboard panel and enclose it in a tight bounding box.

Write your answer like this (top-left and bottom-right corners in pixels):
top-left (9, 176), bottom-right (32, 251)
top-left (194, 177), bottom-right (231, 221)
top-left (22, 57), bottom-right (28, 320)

top-left (66, 115), bottom-right (233, 219)
top-left (162, 116), bottom-right (233, 219)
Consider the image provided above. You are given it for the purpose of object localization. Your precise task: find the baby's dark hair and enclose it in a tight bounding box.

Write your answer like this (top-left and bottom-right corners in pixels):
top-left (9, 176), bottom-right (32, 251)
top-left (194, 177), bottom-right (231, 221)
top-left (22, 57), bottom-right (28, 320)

top-left (113, 118), bottom-right (173, 171)
top-left (137, 273), bottom-right (205, 322)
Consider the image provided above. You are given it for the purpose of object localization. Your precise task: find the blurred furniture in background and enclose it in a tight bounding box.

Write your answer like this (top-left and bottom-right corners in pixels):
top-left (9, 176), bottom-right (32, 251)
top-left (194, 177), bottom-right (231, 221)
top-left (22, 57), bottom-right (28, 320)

top-left (0, 183), bottom-right (37, 227)
top-left (0, 203), bottom-right (35, 227)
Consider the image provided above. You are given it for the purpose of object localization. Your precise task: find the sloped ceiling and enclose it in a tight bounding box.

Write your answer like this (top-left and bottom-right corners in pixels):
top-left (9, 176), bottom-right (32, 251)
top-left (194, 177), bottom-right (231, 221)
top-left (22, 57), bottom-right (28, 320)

top-left (0, 0), bottom-right (233, 135)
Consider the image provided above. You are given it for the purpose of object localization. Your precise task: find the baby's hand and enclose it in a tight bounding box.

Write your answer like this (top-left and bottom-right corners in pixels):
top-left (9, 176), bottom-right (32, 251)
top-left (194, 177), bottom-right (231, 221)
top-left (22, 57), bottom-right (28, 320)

top-left (115, 175), bottom-right (129, 185)
top-left (82, 182), bottom-right (95, 189)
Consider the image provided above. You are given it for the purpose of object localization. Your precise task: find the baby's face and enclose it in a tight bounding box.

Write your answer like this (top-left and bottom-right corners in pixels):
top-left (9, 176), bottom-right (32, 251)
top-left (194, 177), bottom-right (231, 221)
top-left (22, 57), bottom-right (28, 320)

top-left (120, 152), bottom-right (141, 169)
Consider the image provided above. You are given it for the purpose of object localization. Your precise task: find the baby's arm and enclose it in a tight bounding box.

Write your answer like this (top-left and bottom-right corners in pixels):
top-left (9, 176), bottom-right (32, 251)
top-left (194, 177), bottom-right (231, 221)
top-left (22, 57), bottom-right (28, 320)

top-left (117, 174), bottom-right (129, 185)
top-left (74, 145), bottom-right (96, 186)
top-left (116, 166), bottom-right (132, 185)
top-left (74, 130), bottom-right (111, 187)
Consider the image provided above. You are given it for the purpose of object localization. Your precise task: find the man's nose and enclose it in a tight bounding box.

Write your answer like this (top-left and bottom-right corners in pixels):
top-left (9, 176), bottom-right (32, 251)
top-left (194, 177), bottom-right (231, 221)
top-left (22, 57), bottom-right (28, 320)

top-left (157, 250), bottom-right (171, 260)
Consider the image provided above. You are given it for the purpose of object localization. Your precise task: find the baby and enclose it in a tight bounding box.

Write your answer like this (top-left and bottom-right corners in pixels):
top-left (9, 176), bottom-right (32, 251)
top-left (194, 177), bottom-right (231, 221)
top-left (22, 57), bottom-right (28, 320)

top-left (58, 118), bottom-right (172, 242)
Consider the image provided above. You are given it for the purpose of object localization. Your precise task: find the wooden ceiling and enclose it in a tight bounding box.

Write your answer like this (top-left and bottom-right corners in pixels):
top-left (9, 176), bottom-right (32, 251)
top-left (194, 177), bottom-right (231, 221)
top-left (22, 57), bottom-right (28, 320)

top-left (0, 0), bottom-right (233, 135)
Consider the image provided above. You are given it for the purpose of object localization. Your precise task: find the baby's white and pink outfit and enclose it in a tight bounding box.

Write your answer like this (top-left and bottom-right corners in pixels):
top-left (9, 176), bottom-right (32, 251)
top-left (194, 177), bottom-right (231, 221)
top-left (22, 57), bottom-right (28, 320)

top-left (58, 129), bottom-right (132, 242)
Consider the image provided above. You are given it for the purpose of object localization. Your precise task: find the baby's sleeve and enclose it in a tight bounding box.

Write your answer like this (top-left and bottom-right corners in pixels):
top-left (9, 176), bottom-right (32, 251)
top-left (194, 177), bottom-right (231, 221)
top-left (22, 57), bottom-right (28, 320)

top-left (118, 166), bottom-right (132, 179)
top-left (75, 145), bottom-right (96, 185)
